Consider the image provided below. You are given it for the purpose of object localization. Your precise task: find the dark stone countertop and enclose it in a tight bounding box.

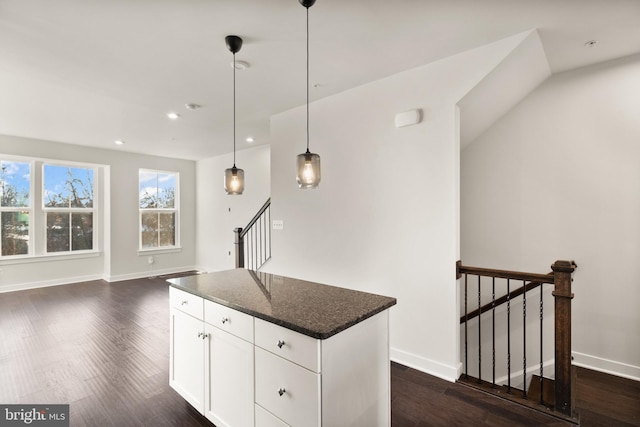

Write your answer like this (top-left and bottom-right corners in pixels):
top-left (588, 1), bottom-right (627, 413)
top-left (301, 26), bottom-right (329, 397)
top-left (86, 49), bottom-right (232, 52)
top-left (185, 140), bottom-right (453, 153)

top-left (167, 269), bottom-right (396, 340)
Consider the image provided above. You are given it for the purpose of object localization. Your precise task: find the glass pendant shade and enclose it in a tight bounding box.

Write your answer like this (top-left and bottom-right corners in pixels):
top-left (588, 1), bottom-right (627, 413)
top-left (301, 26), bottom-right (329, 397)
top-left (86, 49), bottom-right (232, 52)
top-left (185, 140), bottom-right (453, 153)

top-left (296, 151), bottom-right (321, 189)
top-left (224, 166), bottom-right (245, 195)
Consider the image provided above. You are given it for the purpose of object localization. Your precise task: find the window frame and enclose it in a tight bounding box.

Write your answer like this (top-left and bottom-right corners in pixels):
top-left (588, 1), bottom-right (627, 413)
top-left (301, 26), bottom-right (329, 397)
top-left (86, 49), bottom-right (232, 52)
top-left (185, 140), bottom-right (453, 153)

top-left (0, 154), bottom-right (101, 263)
top-left (0, 158), bottom-right (34, 259)
top-left (42, 162), bottom-right (97, 255)
top-left (138, 169), bottom-right (180, 253)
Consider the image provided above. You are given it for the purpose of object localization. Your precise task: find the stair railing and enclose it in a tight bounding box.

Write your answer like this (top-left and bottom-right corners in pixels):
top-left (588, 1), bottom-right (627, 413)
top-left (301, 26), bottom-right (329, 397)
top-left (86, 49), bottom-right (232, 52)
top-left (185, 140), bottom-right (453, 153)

top-left (456, 260), bottom-right (577, 419)
top-left (234, 198), bottom-right (271, 271)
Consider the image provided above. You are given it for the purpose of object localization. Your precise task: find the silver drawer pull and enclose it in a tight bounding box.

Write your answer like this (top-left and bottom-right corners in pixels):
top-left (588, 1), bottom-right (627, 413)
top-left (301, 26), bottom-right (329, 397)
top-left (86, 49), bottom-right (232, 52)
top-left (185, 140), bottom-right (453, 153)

top-left (278, 387), bottom-right (286, 397)
top-left (277, 340), bottom-right (285, 349)
top-left (221, 317), bottom-right (230, 324)
top-left (181, 300), bottom-right (188, 305)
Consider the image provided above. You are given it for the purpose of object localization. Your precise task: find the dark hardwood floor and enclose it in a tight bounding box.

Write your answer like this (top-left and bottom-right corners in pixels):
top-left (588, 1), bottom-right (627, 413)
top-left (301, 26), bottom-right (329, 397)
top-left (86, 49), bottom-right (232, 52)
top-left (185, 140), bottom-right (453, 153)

top-left (1, 277), bottom-right (638, 426)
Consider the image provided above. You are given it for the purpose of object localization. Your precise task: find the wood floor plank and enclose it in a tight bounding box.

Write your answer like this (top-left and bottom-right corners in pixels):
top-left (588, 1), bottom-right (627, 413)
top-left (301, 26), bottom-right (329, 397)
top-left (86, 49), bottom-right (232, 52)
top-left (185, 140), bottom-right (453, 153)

top-left (1, 277), bottom-right (638, 426)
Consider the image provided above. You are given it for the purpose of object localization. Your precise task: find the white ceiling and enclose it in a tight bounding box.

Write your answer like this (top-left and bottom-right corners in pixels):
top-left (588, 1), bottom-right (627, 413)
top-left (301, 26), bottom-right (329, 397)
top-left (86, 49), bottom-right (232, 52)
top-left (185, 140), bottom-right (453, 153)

top-left (1, 0), bottom-right (639, 160)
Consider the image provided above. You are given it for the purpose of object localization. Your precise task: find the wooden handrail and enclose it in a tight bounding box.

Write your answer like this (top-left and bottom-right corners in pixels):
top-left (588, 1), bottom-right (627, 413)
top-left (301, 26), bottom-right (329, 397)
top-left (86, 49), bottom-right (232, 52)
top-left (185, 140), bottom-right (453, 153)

top-left (239, 198), bottom-right (271, 240)
top-left (457, 261), bottom-right (554, 284)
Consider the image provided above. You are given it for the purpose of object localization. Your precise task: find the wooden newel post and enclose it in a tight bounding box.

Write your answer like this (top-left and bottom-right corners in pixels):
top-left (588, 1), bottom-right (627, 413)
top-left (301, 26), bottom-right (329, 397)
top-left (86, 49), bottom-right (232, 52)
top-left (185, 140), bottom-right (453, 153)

top-left (234, 227), bottom-right (244, 268)
top-left (551, 260), bottom-right (577, 418)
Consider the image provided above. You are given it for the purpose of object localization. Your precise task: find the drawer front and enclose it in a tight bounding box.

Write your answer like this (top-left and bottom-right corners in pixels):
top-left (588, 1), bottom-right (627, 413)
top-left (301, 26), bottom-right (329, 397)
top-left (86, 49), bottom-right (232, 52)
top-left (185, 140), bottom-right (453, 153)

top-left (204, 300), bottom-right (254, 343)
top-left (255, 404), bottom-right (290, 427)
top-left (170, 287), bottom-right (204, 320)
top-left (255, 318), bottom-right (320, 372)
top-left (255, 348), bottom-right (320, 427)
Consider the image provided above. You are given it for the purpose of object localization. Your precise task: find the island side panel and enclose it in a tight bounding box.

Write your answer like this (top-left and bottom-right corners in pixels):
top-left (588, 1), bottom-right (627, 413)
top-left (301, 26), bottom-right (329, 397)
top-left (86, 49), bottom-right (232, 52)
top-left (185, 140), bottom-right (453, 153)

top-left (320, 310), bottom-right (390, 426)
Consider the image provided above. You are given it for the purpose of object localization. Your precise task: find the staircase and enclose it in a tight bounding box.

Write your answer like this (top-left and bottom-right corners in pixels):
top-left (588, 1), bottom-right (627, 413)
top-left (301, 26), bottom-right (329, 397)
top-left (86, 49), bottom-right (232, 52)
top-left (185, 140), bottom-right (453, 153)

top-left (457, 260), bottom-right (578, 423)
top-left (234, 198), bottom-right (271, 271)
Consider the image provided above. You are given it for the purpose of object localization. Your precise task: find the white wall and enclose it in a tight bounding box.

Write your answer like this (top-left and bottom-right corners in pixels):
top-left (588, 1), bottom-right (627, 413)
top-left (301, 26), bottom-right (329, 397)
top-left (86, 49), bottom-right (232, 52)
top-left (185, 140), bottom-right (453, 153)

top-left (195, 144), bottom-right (270, 272)
top-left (263, 33), bottom-right (532, 381)
top-left (0, 134), bottom-right (197, 290)
top-left (461, 54), bottom-right (640, 380)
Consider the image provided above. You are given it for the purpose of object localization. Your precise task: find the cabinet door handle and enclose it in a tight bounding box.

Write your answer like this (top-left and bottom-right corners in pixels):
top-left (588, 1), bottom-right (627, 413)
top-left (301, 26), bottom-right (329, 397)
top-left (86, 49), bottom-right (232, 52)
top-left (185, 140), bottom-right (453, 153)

top-left (181, 300), bottom-right (188, 305)
top-left (197, 332), bottom-right (203, 338)
top-left (202, 333), bottom-right (209, 339)
top-left (221, 317), bottom-right (230, 324)
top-left (277, 340), bottom-right (285, 349)
top-left (278, 387), bottom-right (286, 397)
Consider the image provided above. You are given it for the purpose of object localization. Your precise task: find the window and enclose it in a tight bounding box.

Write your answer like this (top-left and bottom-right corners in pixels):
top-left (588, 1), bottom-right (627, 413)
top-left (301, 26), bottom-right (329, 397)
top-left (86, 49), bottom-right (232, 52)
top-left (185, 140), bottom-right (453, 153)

top-left (0, 160), bottom-right (31, 256)
top-left (43, 164), bottom-right (95, 253)
top-left (139, 170), bottom-right (179, 250)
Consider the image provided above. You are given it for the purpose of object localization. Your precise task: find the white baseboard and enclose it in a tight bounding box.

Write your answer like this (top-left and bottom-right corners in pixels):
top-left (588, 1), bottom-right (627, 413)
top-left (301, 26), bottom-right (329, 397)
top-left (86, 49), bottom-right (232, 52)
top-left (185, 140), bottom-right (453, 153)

top-left (391, 347), bottom-right (458, 382)
top-left (106, 265), bottom-right (199, 282)
top-left (0, 274), bottom-right (104, 293)
top-left (572, 351), bottom-right (640, 381)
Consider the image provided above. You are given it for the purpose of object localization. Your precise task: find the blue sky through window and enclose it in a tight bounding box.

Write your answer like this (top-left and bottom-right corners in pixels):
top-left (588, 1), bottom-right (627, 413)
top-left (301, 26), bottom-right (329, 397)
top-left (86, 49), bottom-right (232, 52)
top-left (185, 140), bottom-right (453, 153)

top-left (0, 160), bottom-right (30, 207)
top-left (44, 165), bottom-right (94, 208)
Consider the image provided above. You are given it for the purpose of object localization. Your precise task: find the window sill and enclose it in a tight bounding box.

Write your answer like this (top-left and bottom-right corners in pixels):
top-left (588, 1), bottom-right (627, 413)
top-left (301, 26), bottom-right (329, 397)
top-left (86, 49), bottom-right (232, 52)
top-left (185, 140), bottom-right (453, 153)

top-left (137, 247), bottom-right (182, 256)
top-left (0, 251), bottom-right (101, 266)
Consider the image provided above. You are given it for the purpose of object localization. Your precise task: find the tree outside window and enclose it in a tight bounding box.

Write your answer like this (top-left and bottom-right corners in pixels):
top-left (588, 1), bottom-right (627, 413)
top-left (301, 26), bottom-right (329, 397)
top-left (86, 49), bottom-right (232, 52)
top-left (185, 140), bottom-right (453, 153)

top-left (139, 170), bottom-right (178, 249)
top-left (0, 160), bottom-right (31, 256)
top-left (43, 164), bottom-right (95, 253)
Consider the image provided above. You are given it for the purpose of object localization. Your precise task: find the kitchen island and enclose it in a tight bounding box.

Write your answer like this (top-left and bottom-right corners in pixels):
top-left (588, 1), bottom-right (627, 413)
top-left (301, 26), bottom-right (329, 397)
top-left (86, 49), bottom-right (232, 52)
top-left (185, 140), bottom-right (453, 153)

top-left (168, 269), bottom-right (396, 427)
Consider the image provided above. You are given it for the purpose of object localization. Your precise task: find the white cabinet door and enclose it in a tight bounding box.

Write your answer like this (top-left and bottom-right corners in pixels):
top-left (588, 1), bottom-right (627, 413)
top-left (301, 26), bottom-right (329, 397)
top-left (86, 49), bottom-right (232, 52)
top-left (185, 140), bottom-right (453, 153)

top-left (169, 308), bottom-right (205, 413)
top-left (204, 323), bottom-right (254, 427)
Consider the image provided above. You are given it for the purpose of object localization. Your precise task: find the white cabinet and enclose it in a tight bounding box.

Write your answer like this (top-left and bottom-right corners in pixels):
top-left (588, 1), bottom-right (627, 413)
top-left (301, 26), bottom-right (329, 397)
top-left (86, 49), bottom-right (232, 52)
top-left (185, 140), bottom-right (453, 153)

top-left (170, 288), bottom-right (254, 426)
top-left (204, 301), bottom-right (254, 427)
top-left (169, 287), bottom-right (205, 413)
top-left (254, 312), bottom-right (390, 427)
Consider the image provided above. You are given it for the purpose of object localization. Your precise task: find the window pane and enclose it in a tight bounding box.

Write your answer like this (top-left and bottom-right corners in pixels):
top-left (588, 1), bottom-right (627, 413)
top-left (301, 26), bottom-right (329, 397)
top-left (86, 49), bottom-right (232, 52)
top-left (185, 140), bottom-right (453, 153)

top-left (139, 171), bottom-right (158, 208)
top-left (159, 212), bottom-right (175, 246)
top-left (1, 211), bottom-right (29, 256)
top-left (44, 165), bottom-right (94, 208)
top-left (1, 161), bottom-right (30, 207)
top-left (157, 173), bottom-right (176, 208)
top-left (141, 212), bottom-right (158, 248)
top-left (72, 212), bottom-right (93, 251)
top-left (47, 212), bottom-right (70, 252)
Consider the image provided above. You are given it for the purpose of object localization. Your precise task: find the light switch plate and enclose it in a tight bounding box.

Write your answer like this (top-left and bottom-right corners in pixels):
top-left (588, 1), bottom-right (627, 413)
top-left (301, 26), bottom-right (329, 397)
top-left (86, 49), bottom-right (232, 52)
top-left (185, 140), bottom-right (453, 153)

top-left (272, 220), bottom-right (284, 230)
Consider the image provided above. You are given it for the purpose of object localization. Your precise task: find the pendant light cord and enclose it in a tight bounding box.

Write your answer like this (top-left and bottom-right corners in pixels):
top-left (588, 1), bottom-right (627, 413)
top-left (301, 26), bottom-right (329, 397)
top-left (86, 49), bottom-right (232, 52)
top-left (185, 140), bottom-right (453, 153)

top-left (306, 5), bottom-right (310, 154)
top-left (233, 52), bottom-right (237, 167)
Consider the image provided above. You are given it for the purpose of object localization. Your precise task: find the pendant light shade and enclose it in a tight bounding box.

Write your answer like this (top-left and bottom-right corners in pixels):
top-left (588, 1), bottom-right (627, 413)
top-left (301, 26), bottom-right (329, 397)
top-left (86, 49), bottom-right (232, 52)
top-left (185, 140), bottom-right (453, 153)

top-left (224, 35), bottom-right (245, 195)
top-left (296, 0), bottom-right (321, 189)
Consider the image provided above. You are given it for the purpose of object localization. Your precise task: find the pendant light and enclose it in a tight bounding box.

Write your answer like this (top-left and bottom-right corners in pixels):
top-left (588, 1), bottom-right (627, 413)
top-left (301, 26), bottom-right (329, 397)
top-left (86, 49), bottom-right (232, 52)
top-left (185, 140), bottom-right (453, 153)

top-left (296, 0), bottom-right (321, 189)
top-left (224, 35), bottom-right (245, 195)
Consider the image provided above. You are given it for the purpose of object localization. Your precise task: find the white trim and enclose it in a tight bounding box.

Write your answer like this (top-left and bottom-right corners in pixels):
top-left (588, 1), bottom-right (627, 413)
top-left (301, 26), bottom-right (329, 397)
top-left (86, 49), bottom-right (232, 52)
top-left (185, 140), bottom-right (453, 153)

top-left (137, 247), bottom-right (182, 256)
top-left (390, 347), bottom-right (458, 382)
top-left (572, 351), bottom-right (640, 382)
top-left (105, 265), bottom-right (199, 283)
top-left (0, 273), bottom-right (104, 293)
top-left (0, 251), bottom-right (101, 265)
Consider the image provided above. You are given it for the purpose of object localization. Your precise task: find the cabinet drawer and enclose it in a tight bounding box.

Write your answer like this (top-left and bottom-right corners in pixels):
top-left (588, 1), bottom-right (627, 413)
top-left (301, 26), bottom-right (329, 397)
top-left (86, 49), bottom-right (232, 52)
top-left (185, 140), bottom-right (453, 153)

top-left (255, 404), bottom-right (290, 427)
top-left (255, 318), bottom-right (320, 372)
top-left (255, 348), bottom-right (320, 427)
top-left (170, 287), bottom-right (204, 320)
top-left (204, 300), bottom-right (254, 343)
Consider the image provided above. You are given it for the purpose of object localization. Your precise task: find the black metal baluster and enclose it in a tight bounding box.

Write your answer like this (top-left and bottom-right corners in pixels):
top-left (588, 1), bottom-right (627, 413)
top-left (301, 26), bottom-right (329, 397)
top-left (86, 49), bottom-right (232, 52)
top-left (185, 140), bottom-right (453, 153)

top-left (478, 275), bottom-right (481, 383)
top-left (523, 279), bottom-right (527, 398)
top-left (464, 273), bottom-right (468, 379)
top-left (507, 278), bottom-right (511, 393)
top-left (540, 282), bottom-right (544, 404)
top-left (492, 276), bottom-right (496, 388)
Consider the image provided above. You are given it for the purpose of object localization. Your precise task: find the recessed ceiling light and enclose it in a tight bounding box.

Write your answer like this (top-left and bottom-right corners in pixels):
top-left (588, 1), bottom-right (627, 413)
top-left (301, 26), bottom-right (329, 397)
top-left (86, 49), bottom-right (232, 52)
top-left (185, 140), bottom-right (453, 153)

top-left (185, 103), bottom-right (202, 110)
top-left (246, 137), bottom-right (254, 143)
top-left (584, 40), bottom-right (598, 47)
top-left (231, 60), bottom-right (250, 70)
top-left (114, 140), bottom-right (125, 145)
top-left (167, 112), bottom-right (180, 120)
